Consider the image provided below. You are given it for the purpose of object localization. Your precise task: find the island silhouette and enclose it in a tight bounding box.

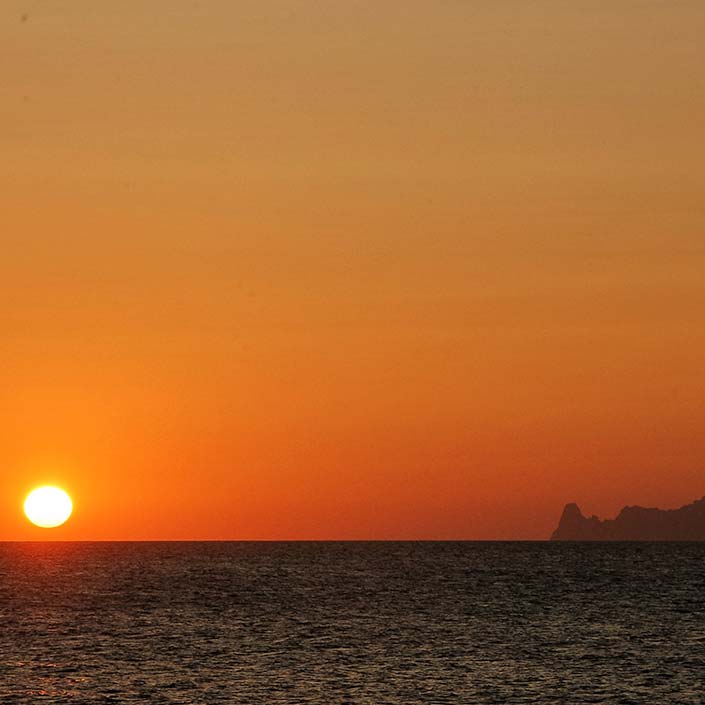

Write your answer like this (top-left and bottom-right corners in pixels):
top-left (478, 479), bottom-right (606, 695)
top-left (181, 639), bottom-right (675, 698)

top-left (551, 495), bottom-right (705, 540)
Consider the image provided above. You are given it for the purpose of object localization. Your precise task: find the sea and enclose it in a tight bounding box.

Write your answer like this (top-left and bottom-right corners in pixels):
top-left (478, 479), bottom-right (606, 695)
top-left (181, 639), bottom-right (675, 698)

top-left (1, 542), bottom-right (703, 703)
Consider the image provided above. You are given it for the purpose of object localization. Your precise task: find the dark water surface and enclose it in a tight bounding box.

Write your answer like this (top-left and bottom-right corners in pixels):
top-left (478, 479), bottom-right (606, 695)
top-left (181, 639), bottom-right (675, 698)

top-left (1, 542), bottom-right (704, 703)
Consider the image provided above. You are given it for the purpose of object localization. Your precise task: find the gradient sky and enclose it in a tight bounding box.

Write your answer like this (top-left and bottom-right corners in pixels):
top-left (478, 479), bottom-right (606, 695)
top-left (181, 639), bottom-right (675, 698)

top-left (2, 0), bottom-right (704, 539)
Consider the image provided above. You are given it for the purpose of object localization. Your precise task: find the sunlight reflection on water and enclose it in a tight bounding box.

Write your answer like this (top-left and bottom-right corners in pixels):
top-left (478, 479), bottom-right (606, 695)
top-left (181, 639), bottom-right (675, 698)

top-left (1, 542), bottom-right (704, 703)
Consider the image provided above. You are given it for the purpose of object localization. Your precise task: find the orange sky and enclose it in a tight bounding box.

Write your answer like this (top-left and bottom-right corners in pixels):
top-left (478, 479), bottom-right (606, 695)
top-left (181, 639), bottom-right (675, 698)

top-left (2, 1), bottom-right (704, 539)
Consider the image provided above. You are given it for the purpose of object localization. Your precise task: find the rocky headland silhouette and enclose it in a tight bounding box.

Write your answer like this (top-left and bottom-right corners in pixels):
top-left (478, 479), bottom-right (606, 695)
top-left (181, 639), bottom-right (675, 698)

top-left (551, 496), bottom-right (705, 540)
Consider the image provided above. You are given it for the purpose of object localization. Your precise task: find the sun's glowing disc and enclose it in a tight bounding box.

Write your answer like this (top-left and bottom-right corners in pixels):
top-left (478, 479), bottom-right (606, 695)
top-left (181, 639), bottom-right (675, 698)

top-left (24, 486), bottom-right (73, 528)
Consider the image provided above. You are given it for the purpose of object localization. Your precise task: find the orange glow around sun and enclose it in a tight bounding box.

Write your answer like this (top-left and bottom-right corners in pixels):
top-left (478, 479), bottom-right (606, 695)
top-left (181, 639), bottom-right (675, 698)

top-left (1, 2), bottom-right (704, 541)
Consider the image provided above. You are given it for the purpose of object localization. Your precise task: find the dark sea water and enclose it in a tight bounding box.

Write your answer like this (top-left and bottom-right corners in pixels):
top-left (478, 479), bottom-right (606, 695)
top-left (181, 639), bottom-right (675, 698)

top-left (1, 542), bottom-right (704, 704)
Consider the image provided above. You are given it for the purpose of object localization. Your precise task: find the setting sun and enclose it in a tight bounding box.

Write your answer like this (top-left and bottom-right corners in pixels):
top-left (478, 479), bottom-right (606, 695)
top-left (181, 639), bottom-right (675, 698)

top-left (23, 486), bottom-right (73, 529)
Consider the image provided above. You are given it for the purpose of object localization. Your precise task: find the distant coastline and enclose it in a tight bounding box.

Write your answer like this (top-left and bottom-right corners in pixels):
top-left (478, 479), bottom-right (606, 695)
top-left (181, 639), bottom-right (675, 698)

top-left (551, 496), bottom-right (705, 541)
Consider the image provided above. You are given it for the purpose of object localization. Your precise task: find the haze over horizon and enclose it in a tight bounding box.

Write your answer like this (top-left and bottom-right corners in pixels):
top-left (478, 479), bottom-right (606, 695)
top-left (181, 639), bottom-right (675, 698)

top-left (2, 0), bottom-right (704, 540)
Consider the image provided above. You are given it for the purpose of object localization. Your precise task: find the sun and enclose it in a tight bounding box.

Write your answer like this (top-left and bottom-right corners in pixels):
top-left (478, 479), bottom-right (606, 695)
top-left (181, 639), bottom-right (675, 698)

top-left (24, 486), bottom-right (73, 528)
